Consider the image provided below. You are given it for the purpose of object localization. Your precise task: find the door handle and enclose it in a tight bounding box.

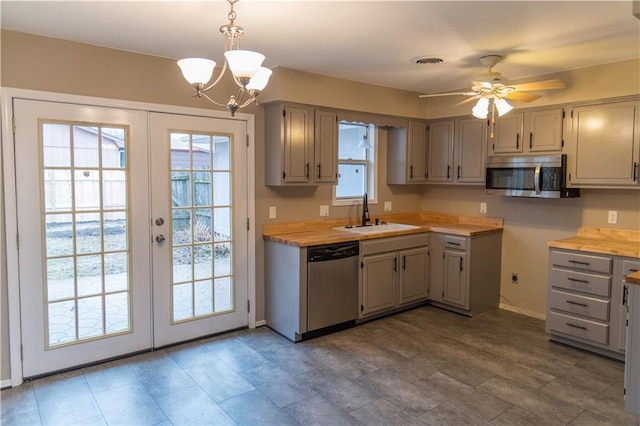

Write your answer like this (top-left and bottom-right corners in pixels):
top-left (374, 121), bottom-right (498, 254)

top-left (402, 255), bottom-right (406, 270)
top-left (534, 164), bottom-right (542, 195)
top-left (459, 257), bottom-right (463, 272)
top-left (409, 165), bottom-right (414, 179)
top-left (155, 217), bottom-right (165, 226)
top-left (316, 163), bottom-right (321, 179)
top-left (155, 234), bottom-right (166, 244)
top-left (529, 132), bottom-right (533, 149)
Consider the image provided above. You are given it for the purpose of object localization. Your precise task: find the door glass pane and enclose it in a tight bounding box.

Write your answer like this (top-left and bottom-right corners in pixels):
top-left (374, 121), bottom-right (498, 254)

top-left (41, 121), bottom-right (132, 348)
top-left (170, 131), bottom-right (235, 323)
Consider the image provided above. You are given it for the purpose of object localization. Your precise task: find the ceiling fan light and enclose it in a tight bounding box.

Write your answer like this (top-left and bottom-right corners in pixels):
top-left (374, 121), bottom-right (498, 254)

top-left (246, 67), bottom-right (272, 91)
top-left (177, 58), bottom-right (216, 85)
top-left (224, 50), bottom-right (265, 80)
top-left (495, 98), bottom-right (513, 116)
top-left (472, 97), bottom-right (489, 119)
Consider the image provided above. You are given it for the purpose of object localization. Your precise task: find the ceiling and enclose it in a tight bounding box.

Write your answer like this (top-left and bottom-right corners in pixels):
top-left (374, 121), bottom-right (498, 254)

top-left (2, 1), bottom-right (639, 95)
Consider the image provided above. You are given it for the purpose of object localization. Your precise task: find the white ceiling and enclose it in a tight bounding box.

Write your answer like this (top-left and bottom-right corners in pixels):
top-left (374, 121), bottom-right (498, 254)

top-left (2, 1), bottom-right (639, 95)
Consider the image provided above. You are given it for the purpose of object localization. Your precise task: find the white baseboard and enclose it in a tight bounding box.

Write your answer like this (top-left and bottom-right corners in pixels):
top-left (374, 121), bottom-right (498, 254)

top-left (500, 303), bottom-right (546, 321)
top-left (1, 379), bottom-right (12, 389)
top-left (254, 320), bottom-right (267, 328)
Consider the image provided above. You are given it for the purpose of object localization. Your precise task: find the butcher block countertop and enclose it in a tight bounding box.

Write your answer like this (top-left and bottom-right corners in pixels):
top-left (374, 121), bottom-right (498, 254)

top-left (548, 227), bottom-right (640, 259)
top-left (626, 270), bottom-right (640, 286)
top-left (263, 212), bottom-right (503, 247)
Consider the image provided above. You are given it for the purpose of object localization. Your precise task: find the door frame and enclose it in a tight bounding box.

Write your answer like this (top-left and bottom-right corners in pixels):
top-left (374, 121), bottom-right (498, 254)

top-left (1, 87), bottom-right (257, 387)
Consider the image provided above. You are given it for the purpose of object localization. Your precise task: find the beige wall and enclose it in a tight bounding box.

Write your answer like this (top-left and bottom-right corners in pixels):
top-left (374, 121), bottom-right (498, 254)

top-left (1, 29), bottom-right (639, 382)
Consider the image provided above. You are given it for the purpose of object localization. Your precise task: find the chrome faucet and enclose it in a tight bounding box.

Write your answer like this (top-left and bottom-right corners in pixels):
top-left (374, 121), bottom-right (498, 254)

top-left (361, 192), bottom-right (371, 227)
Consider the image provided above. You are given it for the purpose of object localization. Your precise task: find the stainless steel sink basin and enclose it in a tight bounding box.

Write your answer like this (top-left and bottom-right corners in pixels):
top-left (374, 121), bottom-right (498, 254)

top-left (333, 223), bottom-right (420, 234)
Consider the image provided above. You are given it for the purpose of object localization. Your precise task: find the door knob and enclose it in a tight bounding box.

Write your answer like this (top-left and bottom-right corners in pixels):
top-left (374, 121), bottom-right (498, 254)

top-left (155, 234), bottom-right (166, 244)
top-left (155, 218), bottom-right (165, 226)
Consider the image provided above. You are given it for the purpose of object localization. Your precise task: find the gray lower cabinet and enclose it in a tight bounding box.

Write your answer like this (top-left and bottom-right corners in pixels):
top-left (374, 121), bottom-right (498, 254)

top-left (429, 232), bottom-right (502, 316)
top-left (625, 283), bottom-right (640, 415)
top-left (546, 248), bottom-right (635, 360)
top-left (359, 233), bottom-right (429, 318)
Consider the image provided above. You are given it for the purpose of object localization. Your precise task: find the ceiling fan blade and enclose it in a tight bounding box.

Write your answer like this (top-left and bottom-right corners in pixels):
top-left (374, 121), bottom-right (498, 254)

top-left (504, 92), bottom-right (542, 102)
top-left (453, 95), bottom-right (482, 107)
top-left (508, 79), bottom-right (565, 92)
top-left (419, 91), bottom-right (476, 98)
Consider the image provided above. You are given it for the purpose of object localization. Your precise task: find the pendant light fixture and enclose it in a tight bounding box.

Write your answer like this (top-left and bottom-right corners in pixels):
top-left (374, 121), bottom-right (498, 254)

top-left (177, 0), bottom-right (271, 116)
top-left (357, 125), bottom-right (372, 149)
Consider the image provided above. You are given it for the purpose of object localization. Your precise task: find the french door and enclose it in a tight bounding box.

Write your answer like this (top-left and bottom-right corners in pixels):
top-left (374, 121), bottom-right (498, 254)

top-left (150, 112), bottom-right (248, 347)
top-left (13, 99), bottom-right (248, 378)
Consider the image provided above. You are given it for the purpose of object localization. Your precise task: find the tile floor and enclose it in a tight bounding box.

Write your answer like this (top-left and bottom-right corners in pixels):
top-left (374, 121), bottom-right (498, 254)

top-left (2, 305), bottom-right (639, 425)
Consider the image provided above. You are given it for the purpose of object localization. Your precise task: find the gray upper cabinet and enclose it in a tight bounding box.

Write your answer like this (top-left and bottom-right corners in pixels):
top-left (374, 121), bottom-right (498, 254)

top-left (527, 107), bottom-right (564, 152)
top-left (265, 103), bottom-right (338, 186)
top-left (426, 120), bottom-right (455, 182)
top-left (426, 117), bottom-right (485, 185)
top-left (387, 121), bottom-right (428, 184)
top-left (314, 109), bottom-right (339, 183)
top-left (488, 112), bottom-right (524, 155)
top-left (455, 117), bottom-right (486, 183)
top-left (567, 98), bottom-right (640, 187)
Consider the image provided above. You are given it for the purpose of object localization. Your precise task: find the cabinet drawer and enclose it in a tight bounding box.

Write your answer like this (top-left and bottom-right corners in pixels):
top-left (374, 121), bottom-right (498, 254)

top-left (549, 289), bottom-right (610, 321)
top-left (623, 260), bottom-right (640, 276)
top-left (551, 251), bottom-right (612, 274)
top-left (444, 236), bottom-right (467, 251)
top-left (550, 268), bottom-right (611, 297)
top-left (548, 311), bottom-right (609, 345)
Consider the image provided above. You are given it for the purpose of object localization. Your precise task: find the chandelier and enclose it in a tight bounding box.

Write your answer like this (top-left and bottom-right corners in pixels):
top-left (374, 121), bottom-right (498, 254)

top-left (471, 96), bottom-right (513, 120)
top-left (177, 0), bottom-right (271, 116)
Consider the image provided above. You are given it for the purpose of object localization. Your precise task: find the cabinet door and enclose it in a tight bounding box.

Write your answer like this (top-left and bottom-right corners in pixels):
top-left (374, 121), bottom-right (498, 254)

top-left (399, 247), bottom-right (429, 305)
top-left (283, 105), bottom-right (313, 183)
top-left (314, 109), bottom-right (338, 183)
top-left (427, 120), bottom-right (454, 182)
top-left (569, 100), bottom-right (640, 186)
top-left (528, 108), bottom-right (564, 152)
top-left (361, 253), bottom-right (397, 317)
top-left (456, 118), bottom-right (486, 183)
top-left (443, 251), bottom-right (468, 308)
top-left (407, 121), bottom-right (428, 182)
top-left (489, 112), bottom-right (524, 154)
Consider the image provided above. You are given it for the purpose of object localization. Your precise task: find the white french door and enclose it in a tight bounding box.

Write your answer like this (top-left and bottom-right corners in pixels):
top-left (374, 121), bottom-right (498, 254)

top-left (12, 99), bottom-right (249, 378)
top-left (150, 112), bottom-right (248, 347)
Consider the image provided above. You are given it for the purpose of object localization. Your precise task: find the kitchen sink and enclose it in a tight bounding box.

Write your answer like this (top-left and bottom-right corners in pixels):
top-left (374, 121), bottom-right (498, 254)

top-left (333, 223), bottom-right (421, 234)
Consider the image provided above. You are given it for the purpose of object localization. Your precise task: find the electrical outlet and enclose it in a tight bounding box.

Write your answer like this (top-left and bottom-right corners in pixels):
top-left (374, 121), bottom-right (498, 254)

top-left (384, 201), bottom-right (392, 212)
top-left (608, 210), bottom-right (618, 224)
top-left (480, 202), bottom-right (487, 214)
top-left (320, 205), bottom-right (329, 217)
top-left (511, 273), bottom-right (518, 284)
top-left (268, 206), bottom-right (276, 219)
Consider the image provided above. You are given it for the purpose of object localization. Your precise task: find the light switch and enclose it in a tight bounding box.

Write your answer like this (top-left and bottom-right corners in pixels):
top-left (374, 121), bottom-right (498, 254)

top-left (608, 210), bottom-right (617, 224)
top-left (269, 206), bottom-right (277, 219)
top-left (384, 201), bottom-right (392, 212)
top-left (480, 202), bottom-right (487, 214)
top-left (320, 205), bottom-right (329, 217)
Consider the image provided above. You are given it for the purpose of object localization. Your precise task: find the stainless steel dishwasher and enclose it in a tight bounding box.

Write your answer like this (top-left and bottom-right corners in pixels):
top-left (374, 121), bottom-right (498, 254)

top-left (307, 241), bottom-right (359, 335)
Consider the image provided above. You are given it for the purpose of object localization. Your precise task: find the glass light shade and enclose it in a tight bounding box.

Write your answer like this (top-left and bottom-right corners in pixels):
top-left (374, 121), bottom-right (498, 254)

top-left (472, 97), bottom-right (489, 119)
top-left (357, 135), bottom-right (373, 149)
top-left (224, 50), bottom-right (265, 79)
top-left (495, 98), bottom-right (514, 116)
top-left (177, 58), bottom-right (216, 85)
top-left (246, 67), bottom-right (272, 91)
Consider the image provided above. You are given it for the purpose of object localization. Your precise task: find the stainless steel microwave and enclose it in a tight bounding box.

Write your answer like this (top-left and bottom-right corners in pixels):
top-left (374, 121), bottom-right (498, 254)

top-left (485, 154), bottom-right (580, 198)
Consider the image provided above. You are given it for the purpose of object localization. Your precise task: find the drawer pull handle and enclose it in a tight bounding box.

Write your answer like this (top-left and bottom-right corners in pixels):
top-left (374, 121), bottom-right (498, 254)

top-left (567, 277), bottom-right (589, 284)
top-left (566, 300), bottom-right (588, 307)
top-left (447, 242), bottom-right (461, 246)
top-left (630, 268), bottom-right (639, 273)
top-left (566, 323), bottom-right (587, 331)
top-left (568, 260), bottom-right (590, 267)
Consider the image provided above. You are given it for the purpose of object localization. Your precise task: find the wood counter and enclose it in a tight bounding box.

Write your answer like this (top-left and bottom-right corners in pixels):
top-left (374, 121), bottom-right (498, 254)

top-left (548, 227), bottom-right (640, 259)
top-left (626, 270), bottom-right (640, 286)
top-left (263, 212), bottom-right (503, 247)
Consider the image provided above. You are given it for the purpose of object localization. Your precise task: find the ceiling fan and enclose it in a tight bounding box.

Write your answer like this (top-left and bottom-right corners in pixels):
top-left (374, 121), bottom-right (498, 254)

top-left (419, 55), bottom-right (565, 119)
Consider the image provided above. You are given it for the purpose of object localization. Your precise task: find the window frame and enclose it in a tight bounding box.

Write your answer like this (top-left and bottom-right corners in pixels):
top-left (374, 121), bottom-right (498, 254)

top-left (332, 123), bottom-right (377, 207)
